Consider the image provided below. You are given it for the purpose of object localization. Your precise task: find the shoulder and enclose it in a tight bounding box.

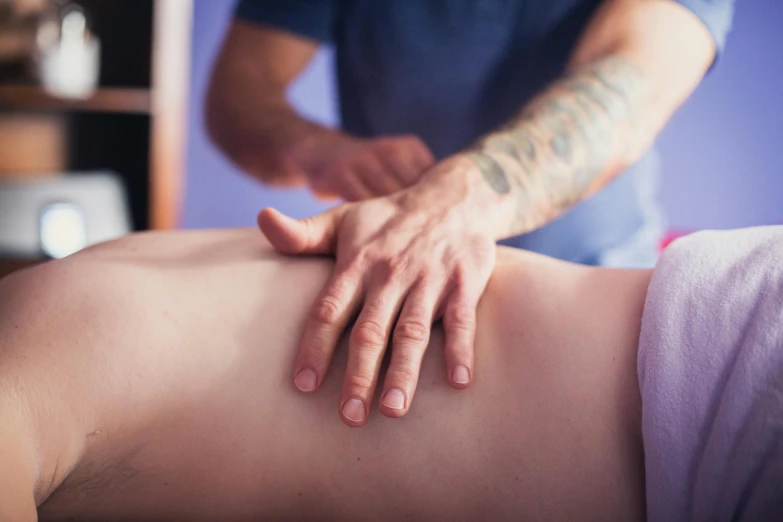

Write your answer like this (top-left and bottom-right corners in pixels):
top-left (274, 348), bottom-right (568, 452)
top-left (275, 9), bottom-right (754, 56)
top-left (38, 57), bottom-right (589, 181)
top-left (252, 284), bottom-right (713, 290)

top-left (0, 229), bottom-right (268, 325)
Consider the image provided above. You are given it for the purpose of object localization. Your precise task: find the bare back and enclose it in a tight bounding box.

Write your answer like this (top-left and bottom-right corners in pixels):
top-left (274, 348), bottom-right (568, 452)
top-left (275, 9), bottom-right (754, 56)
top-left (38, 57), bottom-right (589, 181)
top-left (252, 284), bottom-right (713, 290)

top-left (0, 229), bottom-right (650, 521)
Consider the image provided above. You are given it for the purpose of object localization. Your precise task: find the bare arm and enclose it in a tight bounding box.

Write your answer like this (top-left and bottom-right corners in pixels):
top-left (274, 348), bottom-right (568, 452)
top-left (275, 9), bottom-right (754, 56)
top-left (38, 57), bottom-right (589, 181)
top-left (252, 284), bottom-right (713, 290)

top-left (258, 0), bottom-right (720, 420)
top-left (427, 0), bottom-right (717, 238)
top-left (206, 21), bottom-right (436, 199)
top-left (205, 21), bottom-right (325, 186)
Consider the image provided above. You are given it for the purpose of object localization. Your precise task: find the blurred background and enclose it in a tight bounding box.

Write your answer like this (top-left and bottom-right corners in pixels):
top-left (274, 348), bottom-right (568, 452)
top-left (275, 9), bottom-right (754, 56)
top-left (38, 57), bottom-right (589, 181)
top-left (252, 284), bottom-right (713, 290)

top-left (0, 0), bottom-right (781, 278)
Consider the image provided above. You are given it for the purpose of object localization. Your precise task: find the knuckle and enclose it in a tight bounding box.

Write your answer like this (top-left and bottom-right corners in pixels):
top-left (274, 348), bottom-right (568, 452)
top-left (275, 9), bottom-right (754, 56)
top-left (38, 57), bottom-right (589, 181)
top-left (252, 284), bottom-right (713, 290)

top-left (353, 318), bottom-right (387, 348)
top-left (310, 295), bottom-right (342, 325)
top-left (417, 268), bottom-right (439, 285)
top-left (377, 256), bottom-right (409, 284)
top-left (394, 317), bottom-right (430, 344)
top-left (415, 271), bottom-right (430, 287)
top-left (386, 365), bottom-right (418, 385)
top-left (355, 147), bottom-right (375, 162)
top-left (346, 371), bottom-right (375, 394)
top-left (351, 249), bottom-right (372, 270)
top-left (356, 156), bottom-right (378, 172)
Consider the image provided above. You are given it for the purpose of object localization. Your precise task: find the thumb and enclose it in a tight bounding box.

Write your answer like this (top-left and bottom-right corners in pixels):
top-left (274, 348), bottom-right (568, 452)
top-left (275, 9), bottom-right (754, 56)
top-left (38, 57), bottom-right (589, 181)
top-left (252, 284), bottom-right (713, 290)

top-left (257, 206), bottom-right (346, 255)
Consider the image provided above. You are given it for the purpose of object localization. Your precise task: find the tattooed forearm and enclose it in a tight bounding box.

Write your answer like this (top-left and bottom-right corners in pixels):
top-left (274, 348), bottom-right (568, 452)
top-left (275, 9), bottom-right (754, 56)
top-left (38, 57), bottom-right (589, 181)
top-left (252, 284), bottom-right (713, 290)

top-left (472, 153), bottom-right (511, 195)
top-left (467, 55), bottom-right (654, 237)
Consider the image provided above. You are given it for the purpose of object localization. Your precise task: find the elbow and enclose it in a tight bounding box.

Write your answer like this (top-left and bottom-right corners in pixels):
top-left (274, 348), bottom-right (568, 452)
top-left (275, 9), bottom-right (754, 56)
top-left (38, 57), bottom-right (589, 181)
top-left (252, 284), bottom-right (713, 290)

top-left (204, 77), bottom-right (232, 158)
top-left (203, 79), bottom-right (222, 149)
top-left (204, 80), bottom-right (296, 186)
top-left (203, 79), bottom-right (242, 167)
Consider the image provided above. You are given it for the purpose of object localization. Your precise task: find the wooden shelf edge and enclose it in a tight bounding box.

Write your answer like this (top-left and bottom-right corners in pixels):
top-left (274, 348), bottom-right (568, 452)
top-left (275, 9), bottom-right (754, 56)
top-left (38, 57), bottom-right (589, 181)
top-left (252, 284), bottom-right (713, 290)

top-left (0, 85), bottom-right (152, 114)
top-left (149, 0), bottom-right (193, 229)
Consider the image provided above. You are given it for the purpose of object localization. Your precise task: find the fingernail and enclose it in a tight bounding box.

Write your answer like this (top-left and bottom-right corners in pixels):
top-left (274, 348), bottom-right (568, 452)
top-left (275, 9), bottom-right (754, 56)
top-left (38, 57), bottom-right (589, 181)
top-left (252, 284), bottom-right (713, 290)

top-left (452, 365), bottom-right (470, 385)
top-left (341, 398), bottom-right (367, 423)
top-left (294, 367), bottom-right (318, 392)
top-left (381, 388), bottom-right (406, 410)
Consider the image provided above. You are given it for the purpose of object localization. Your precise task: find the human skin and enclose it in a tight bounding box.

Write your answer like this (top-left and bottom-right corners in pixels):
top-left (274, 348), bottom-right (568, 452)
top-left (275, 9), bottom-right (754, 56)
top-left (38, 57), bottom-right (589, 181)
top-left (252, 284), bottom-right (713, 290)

top-left (0, 228), bottom-right (651, 521)
top-left (206, 23), bottom-right (435, 201)
top-left (209, 0), bottom-right (717, 425)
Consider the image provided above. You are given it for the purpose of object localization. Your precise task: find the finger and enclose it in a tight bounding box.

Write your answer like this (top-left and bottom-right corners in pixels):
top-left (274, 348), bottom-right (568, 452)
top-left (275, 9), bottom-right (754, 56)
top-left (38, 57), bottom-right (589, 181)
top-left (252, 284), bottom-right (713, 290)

top-left (337, 170), bottom-right (375, 202)
top-left (382, 153), bottom-right (421, 188)
top-left (356, 156), bottom-right (402, 197)
top-left (340, 281), bottom-right (405, 427)
top-left (309, 176), bottom-right (341, 201)
top-left (387, 136), bottom-right (436, 185)
top-left (312, 188), bottom-right (341, 201)
top-left (294, 268), bottom-right (363, 394)
top-left (257, 206), bottom-right (346, 255)
top-left (409, 138), bottom-right (437, 173)
top-left (379, 281), bottom-right (439, 418)
top-left (441, 282), bottom-right (478, 390)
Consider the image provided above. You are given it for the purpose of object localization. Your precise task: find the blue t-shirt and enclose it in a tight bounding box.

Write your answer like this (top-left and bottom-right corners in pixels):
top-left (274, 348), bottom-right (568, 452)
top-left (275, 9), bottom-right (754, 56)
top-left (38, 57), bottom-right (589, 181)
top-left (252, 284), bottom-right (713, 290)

top-left (235, 0), bottom-right (734, 264)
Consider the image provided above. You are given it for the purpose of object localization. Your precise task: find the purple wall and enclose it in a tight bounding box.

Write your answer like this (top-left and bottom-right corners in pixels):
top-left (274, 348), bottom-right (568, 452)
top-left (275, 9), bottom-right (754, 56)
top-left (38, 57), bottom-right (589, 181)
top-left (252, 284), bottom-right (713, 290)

top-left (182, 0), bottom-right (336, 228)
top-left (656, 0), bottom-right (783, 230)
top-left (183, 0), bottom-right (783, 232)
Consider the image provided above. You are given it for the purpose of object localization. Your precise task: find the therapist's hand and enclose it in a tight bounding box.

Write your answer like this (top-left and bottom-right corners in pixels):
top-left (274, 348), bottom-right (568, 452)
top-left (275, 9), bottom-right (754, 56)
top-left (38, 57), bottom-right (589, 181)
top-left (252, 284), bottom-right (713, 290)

top-left (293, 131), bottom-right (435, 202)
top-left (258, 157), bottom-right (496, 426)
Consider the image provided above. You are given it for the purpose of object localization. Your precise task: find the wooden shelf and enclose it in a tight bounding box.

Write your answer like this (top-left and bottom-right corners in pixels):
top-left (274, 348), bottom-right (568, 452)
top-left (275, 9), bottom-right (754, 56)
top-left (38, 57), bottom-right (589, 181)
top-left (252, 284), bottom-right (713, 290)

top-left (0, 85), bottom-right (152, 114)
top-left (0, 0), bottom-right (192, 231)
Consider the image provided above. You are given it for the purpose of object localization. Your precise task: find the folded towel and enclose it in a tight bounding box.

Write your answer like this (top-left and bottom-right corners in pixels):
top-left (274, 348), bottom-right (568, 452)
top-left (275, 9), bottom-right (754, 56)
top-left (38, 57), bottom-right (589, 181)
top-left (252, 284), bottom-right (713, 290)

top-left (638, 226), bottom-right (783, 522)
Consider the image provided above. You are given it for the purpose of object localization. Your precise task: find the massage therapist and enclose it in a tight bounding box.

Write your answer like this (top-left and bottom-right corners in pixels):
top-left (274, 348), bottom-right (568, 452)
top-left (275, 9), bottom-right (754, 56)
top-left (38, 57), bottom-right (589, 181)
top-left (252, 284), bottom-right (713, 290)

top-left (206, 0), bottom-right (735, 427)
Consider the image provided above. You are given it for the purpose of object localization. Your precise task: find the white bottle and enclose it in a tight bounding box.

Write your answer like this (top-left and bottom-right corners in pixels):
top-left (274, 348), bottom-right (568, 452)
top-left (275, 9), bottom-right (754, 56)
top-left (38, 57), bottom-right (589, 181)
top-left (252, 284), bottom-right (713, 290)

top-left (37, 3), bottom-right (100, 100)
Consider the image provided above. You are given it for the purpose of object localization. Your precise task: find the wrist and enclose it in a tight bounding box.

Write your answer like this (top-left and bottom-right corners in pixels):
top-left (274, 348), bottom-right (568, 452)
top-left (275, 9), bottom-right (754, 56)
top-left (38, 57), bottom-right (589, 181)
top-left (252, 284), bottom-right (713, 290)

top-left (410, 153), bottom-right (517, 240)
top-left (286, 127), bottom-right (356, 177)
top-left (249, 110), bottom-right (341, 187)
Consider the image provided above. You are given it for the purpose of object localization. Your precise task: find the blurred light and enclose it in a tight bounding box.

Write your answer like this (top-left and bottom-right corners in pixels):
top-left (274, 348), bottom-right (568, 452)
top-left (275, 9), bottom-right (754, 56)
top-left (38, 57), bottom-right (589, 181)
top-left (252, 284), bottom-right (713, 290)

top-left (37, 4), bottom-right (100, 99)
top-left (39, 201), bottom-right (87, 259)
